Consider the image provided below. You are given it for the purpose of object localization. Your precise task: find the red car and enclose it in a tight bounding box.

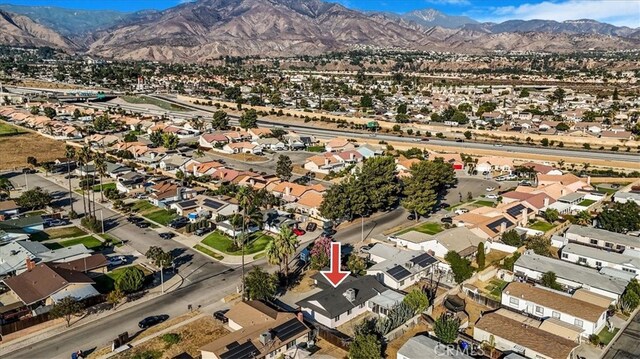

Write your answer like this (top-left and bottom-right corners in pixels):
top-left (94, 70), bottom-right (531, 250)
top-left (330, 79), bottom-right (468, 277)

top-left (292, 228), bottom-right (306, 236)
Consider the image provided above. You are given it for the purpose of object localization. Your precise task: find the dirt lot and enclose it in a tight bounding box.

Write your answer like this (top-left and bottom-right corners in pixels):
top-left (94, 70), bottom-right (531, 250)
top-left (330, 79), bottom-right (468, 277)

top-left (385, 323), bottom-right (429, 359)
top-left (97, 315), bottom-right (228, 359)
top-left (0, 131), bottom-right (66, 171)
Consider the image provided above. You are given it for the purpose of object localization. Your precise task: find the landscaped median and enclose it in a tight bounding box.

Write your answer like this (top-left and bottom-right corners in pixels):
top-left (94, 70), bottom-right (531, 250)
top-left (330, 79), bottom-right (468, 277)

top-left (200, 231), bottom-right (274, 256)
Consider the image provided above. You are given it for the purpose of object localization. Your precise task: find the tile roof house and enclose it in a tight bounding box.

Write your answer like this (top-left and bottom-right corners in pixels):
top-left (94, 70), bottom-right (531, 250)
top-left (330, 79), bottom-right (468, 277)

top-left (200, 301), bottom-right (311, 359)
top-left (325, 138), bottom-right (356, 153)
top-left (296, 275), bottom-right (405, 329)
top-left (198, 133), bottom-right (230, 149)
top-left (2, 263), bottom-right (99, 307)
top-left (501, 282), bottom-right (608, 336)
top-left (473, 310), bottom-right (578, 359)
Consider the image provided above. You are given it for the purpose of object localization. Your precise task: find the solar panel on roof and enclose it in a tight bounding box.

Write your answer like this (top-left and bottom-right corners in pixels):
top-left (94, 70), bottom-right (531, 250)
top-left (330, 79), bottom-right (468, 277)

top-left (506, 204), bottom-right (527, 218)
top-left (487, 218), bottom-right (514, 233)
top-left (410, 253), bottom-right (437, 268)
top-left (203, 199), bottom-right (224, 210)
top-left (387, 265), bottom-right (411, 281)
top-left (272, 318), bottom-right (308, 342)
top-left (220, 341), bottom-right (260, 359)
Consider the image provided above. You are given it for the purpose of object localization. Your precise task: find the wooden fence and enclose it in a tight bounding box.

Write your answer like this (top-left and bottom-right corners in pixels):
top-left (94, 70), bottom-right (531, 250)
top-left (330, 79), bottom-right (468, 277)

top-left (316, 326), bottom-right (351, 351)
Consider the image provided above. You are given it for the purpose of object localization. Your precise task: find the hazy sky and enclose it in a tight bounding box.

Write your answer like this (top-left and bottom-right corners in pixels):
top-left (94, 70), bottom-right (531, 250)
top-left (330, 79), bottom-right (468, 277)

top-left (2, 0), bottom-right (639, 27)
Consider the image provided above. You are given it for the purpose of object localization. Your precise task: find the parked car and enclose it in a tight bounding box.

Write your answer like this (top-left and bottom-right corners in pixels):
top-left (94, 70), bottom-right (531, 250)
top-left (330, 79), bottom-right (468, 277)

top-left (412, 138), bottom-right (421, 142)
top-left (136, 221), bottom-right (150, 229)
top-left (64, 174), bottom-right (76, 179)
top-left (360, 244), bottom-right (374, 254)
top-left (322, 228), bottom-right (337, 237)
top-left (455, 139), bottom-right (464, 143)
top-left (213, 309), bottom-right (229, 323)
top-left (494, 144), bottom-right (503, 147)
top-left (407, 213), bottom-right (418, 221)
top-left (454, 209), bottom-right (469, 215)
top-left (108, 255), bottom-right (127, 266)
top-left (421, 138), bottom-right (430, 142)
top-left (127, 216), bottom-right (143, 223)
top-left (305, 222), bottom-right (317, 232)
top-left (194, 227), bottom-right (212, 236)
top-left (168, 218), bottom-right (188, 229)
top-left (159, 232), bottom-right (175, 240)
top-left (22, 168), bottom-right (36, 174)
top-left (441, 217), bottom-right (453, 224)
top-left (138, 315), bottom-right (169, 329)
top-left (292, 228), bottom-right (306, 236)
top-left (486, 187), bottom-right (496, 192)
top-left (48, 219), bottom-right (67, 227)
top-left (486, 194), bottom-right (499, 199)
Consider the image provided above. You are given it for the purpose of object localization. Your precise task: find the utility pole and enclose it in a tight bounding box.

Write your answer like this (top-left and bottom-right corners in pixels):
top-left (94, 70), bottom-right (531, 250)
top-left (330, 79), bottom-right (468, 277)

top-left (160, 264), bottom-right (164, 294)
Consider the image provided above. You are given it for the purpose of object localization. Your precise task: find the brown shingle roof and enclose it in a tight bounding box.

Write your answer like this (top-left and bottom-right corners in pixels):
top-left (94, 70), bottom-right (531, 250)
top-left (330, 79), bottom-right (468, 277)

top-left (504, 282), bottom-right (607, 322)
top-left (52, 254), bottom-right (108, 272)
top-left (2, 263), bottom-right (94, 305)
top-left (475, 312), bottom-right (578, 359)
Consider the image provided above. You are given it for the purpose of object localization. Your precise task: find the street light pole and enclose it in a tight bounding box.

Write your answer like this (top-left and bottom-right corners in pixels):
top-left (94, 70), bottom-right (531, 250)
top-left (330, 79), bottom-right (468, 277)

top-left (100, 209), bottom-right (104, 234)
top-left (361, 215), bottom-right (364, 242)
top-left (24, 172), bottom-right (28, 190)
top-left (160, 264), bottom-right (164, 294)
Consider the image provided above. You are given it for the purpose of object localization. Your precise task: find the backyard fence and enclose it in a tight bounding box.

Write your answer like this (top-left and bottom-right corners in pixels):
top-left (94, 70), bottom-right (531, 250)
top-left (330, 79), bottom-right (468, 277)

top-left (317, 326), bottom-right (351, 351)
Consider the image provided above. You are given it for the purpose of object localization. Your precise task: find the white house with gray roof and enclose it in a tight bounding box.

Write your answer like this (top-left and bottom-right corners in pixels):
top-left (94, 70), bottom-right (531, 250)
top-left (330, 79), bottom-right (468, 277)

top-left (0, 240), bottom-right (92, 278)
top-left (613, 192), bottom-right (640, 205)
top-left (367, 243), bottom-right (436, 290)
top-left (565, 225), bottom-right (640, 252)
top-left (560, 242), bottom-right (640, 278)
top-left (398, 335), bottom-right (472, 359)
top-left (388, 227), bottom-right (485, 259)
top-left (514, 250), bottom-right (628, 301)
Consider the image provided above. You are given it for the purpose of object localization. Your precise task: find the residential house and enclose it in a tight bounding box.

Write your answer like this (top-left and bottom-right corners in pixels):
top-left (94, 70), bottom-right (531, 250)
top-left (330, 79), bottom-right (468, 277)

top-left (263, 210), bottom-right (299, 234)
top-left (0, 240), bottom-right (93, 277)
top-left (147, 181), bottom-right (195, 207)
top-left (195, 195), bottom-right (239, 221)
top-left (325, 138), bottom-right (356, 153)
top-left (0, 216), bottom-right (44, 234)
top-left (253, 137), bottom-right (287, 151)
top-left (293, 191), bottom-right (325, 221)
top-left (537, 174), bottom-right (591, 192)
top-left (613, 192), bottom-right (640, 205)
top-left (2, 262), bottom-right (99, 308)
top-left (198, 133), bottom-right (229, 149)
top-left (304, 153), bottom-right (343, 174)
top-left (247, 128), bottom-right (274, 140)
top-left (513, 250), bottom-right (628, 301)
top-left (560, 242), bottom-right (640, 278)
top-left (116, 172), bottom-right (146, 194)
top-left (52, 253), bottom-right (109, 278)
top-left (222, 142), bottom-right (262, 155)
top-left (0, 200), bottom-right (20, 218)
top-left (565, 225), bottom-right (640, 252)
top-left (105, 161), bottom-right (131, 178)
top-left (501, 282), bottom-right (608, 337)
top-left (473, 310), bottom-right (578, 359)
top-left (356, 144), bottom-right (384, 158)
top-left (432, 153), bottom-right (464, 171)
top-left (223, 131), bottom-right (251, 143)
top-left (475, 156), bottom-right (514, 175)
top-left (190, 161), bottom-right (224, 177)
top-left (272, 182), bottom-right (325, 203)
top-left (518, 162), bottom-right (563, 176)
top-left (199, 301), bottom-right (311, 359)
top-left (296, 275), bottom-right (405, 329)
top-left (397, 335), bottom-right (473, 359)
top-left (367, 243), bottom-right (436, 290)
top-left (159, 155), bottom-right (190, 172)
top-left (388, 227), bottom-right (485, 260)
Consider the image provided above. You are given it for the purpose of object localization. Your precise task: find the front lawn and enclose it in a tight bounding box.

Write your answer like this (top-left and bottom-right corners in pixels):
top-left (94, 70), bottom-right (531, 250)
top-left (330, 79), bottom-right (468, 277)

top-left (307, 146), bottom-right (326, 153)
top-left (578, 199), bottom-right (597, 207)
top-left (94, 264), bottom-right (152, 293)
top-left (598, 327), bottom-right (619, 345)
top-left (474, 200), bottom-right (496, 207)
top-left (132, 200), bottom-right (155, 213)
top-left (45, 236), bottom-right (104, 250)
top-left (528, 221), bottom-right (556, 232)
top-left (102, 233), bottom-right (124, 247)
top-left (92, 183), bottom-right (116, 192)
top-left (31, 226), bottom-right (88, 242)
top-left (202, 231), bottom-right (274, 255)
top-left (144, 209), bottom-right (179, 226)
top-left (397, 222), bottom-right (444, 236)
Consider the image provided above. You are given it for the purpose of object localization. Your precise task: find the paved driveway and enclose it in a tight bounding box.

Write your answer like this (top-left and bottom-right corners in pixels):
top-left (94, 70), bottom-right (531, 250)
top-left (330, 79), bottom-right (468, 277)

top-left (603, 311), bottom-right (640, 359)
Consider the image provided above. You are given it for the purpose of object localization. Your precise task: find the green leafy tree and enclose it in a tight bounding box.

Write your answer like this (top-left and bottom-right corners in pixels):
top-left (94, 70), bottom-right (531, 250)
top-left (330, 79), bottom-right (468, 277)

top-left (275, 155), bottom-right (293, 181)
top-left (403, 289), bottom-right (429, 313)
top-left (162, 133), bottom-right (180, 150)
top-left (360, 94), bottom-right (373, 108)
top-left (550, 88), bottom-right (566, 104)
top-left (621, 290), bottom-right (640, 314)
top-left (30, 106), bottom-right (40, 115)
top-left (540, 271), bottom-right (563, 290)
top-left (501, 230), bottom-right (522, 247)
top-left (116, 266), bottom-right (145, 293)
top-left (16, 187), bottom-right (52, 210)
top-left (434, 314), bottom-right (461, 344)
top-left (212, 110), bottom-right (229, 130)
top-left (476, 242), bottom-right (486, 269)
top-left (543, 208), bottom-right (560, 223)
top-left (239, 109), bottom-right (258, 130)
top-left (93, 114), bottom-right (111, 131)
top-left (347, 254), bottom-right (367, 276)
top-left (149, 131), bottom-right (164, 147)
top-left (526, 236), bottom-right (551, 256)
top-left (123, 132), bottom-right (138, 142)
top-left (597, 202), bottom-right (640, 233)
top-left (501, 252), bottom-right (521, 271)
top-left (445, 251), bottom-right (474, 284)
top-left (244, 266), bottom-right (277, 301)
top-left (107, 289), bottom-right (124, 309)
top-left (50, 296), bottom-right (82, 327)
top-left (349, 334), bottom-right (382, 359)
top-left (463, 130), bottom-right (472, 140)
top-left (556, 122), bottom-right (570, 132)
top-left (402, 160), bottom-right (456, 218)
top-left (43, 106), bottom-right (56, 119)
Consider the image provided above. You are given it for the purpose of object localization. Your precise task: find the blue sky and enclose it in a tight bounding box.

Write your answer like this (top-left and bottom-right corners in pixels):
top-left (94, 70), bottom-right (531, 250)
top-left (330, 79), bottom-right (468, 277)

top-left (2, 0), bottom-right (639, 26)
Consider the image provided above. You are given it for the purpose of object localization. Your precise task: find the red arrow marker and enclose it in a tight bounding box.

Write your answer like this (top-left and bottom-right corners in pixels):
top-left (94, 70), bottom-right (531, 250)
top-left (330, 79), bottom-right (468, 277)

top-left (321, 242), bottom-right (350, 288)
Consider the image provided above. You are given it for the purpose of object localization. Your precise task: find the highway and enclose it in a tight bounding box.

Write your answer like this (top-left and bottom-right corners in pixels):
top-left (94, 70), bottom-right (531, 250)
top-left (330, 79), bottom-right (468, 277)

top-left (131, 94), bottom-right (640, 164)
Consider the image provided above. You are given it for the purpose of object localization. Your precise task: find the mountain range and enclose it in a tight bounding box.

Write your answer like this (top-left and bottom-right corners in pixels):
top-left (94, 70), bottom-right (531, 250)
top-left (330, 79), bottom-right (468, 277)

top-left (0, 0), bottom-right (638, 62)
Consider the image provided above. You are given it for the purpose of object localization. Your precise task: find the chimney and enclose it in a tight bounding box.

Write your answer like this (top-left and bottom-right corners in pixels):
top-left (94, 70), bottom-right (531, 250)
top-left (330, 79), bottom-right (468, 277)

top-left (297, 312), bottom-right (304, 323)
top-left (543, 197), bottom-right (550, 207)
top-left (324, 157), bottom-right (329, 166)
top-left (285, 186), bottom-right (291, 196)
top-left (349, 152), bottom-right (354, 161)
top-left (561, 189), bottom-right (566, 197)
top-left (26, 257), bottom-right (36, 271)
top-left (587, 176), bottom-right (591, 185)
top-left (500, 221), bottom-right (507, 233)
top-left (521, 208), bottom-right (528, 226)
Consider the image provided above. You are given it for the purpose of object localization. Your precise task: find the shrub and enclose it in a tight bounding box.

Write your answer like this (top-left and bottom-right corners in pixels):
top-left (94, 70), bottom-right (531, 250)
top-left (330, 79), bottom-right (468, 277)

top-left (589, 334), bottom-right (600, 346)
top-left (162, 333), bottom-right (181, 347)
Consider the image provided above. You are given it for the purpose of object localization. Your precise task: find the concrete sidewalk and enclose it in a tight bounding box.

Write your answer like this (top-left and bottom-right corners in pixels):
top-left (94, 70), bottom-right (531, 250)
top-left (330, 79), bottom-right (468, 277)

top-left (0, 274), bottom-right (183, 357)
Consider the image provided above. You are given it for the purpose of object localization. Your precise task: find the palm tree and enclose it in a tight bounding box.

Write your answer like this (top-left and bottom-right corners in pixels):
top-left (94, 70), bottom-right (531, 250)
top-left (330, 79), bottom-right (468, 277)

top-left (0, 178), bottom-right (13, 199)
top-left (77, 146), bottom-right (92, 217)
top-left (274, 225), bottom-right (299, 279)
top-left (94, 152), bottom-right (107, 203)
top-left (65, 145), bottom-right (76, 214)
top-left (236, 186), bottom-right (259, 300)
top-left (265, 240), bottom-right (283, 273)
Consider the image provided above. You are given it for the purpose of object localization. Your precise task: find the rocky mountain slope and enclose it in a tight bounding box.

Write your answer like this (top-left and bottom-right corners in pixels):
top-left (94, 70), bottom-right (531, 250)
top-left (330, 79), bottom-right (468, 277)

top-left (0, 10), bottom-right (75, 49)
top-left (0, 0), bottom-right (637, 62)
